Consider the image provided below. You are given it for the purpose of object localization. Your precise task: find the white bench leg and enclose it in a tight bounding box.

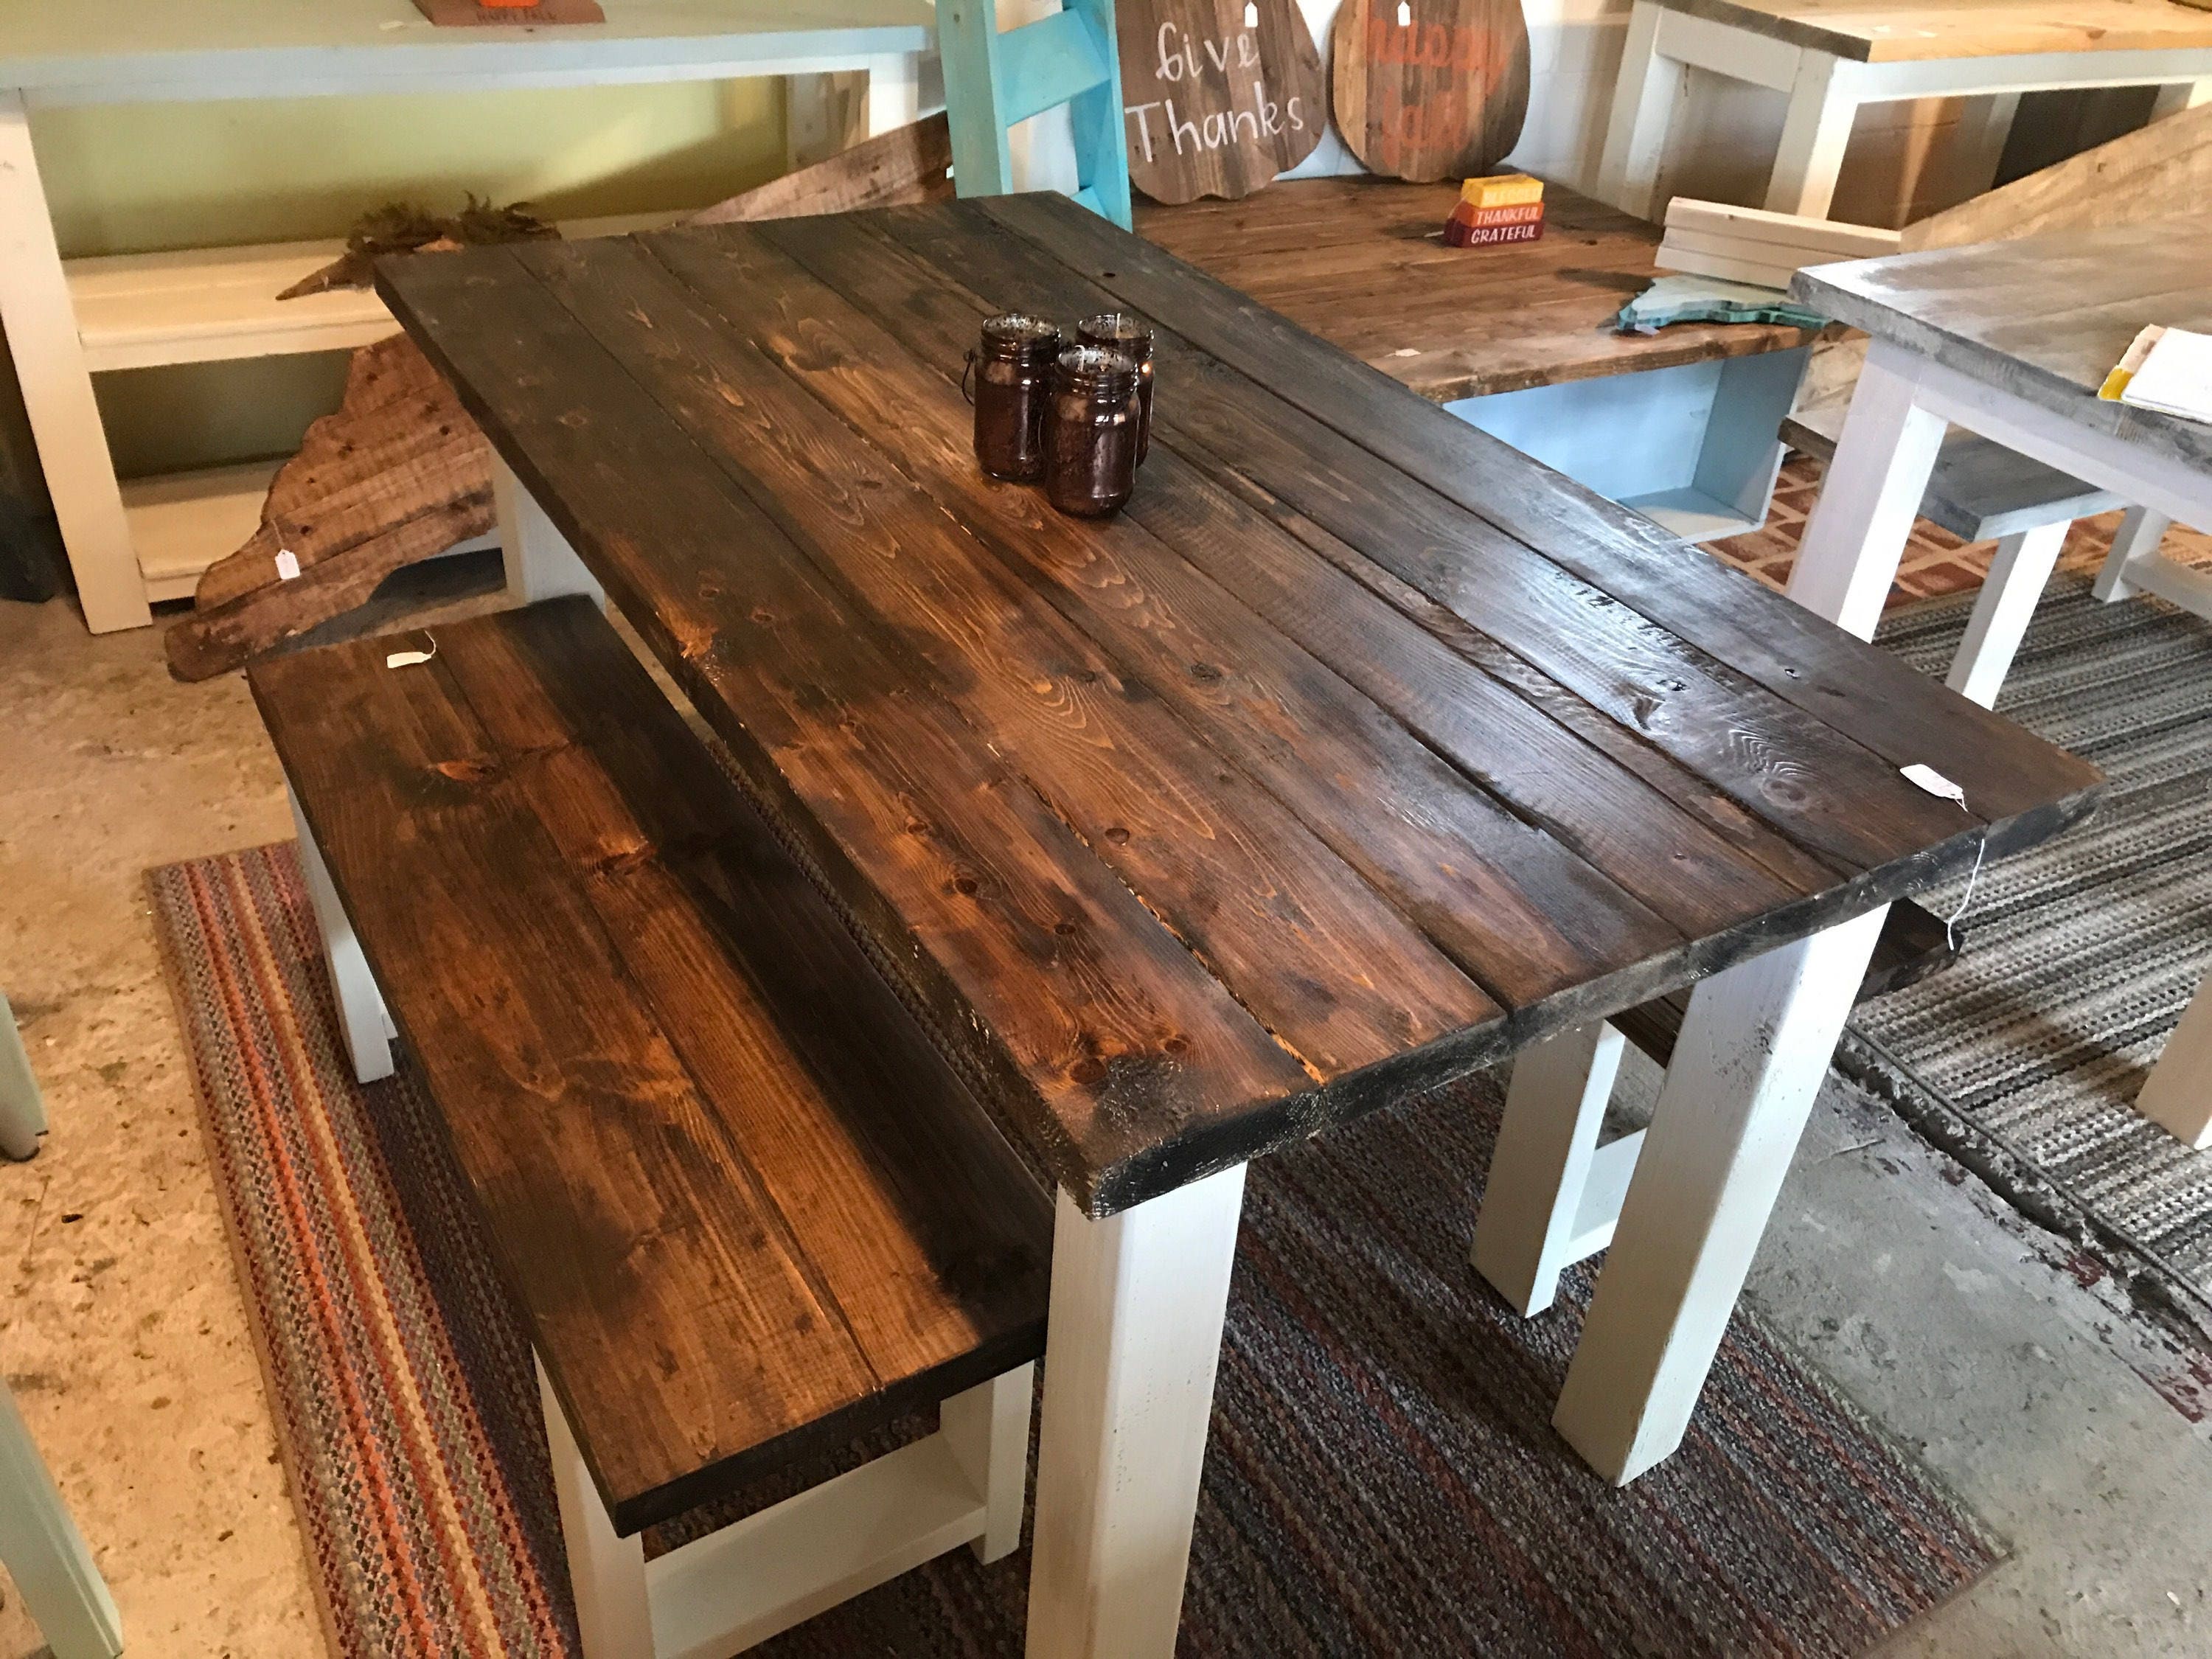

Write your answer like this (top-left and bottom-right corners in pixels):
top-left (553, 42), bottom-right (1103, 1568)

top-left (2135, 970), bottom-right (2212, 1150)
top-left (1945, 518), bottom-right (2069, 708)
top-left (0, 1379), bottom-right (124, 1659)
top-left (1787, 341), bottom-right (1947, 641)
top-left (540, 1359), bottom-right (655, 1659)
top-left (1026, 1166), bottom-right (1246, 1659)
top-left (1764, 52), bottom-right (1861, 219)
top-left (943, 1362), bottom-right (1033, 1563)
top-left (1472, 1021), bottom-right (1638, 1317)
top-left (2152, 79), bottom-right (2212, 119)
top-left (0, 991), bottom-right (49, 1161)
top-left (1593, 0), bottom-right (1687, 219)
top-left (2090, 505), bottom-right (2172, 602)
top-left (0, 91), bottom-right (149, 635)
top-left (1553, 905), bottom-right (1888, 1485)
top-left (288, 785), bottom-right (394, 1085)
top-left (495, 456), bottom-right (605, 608)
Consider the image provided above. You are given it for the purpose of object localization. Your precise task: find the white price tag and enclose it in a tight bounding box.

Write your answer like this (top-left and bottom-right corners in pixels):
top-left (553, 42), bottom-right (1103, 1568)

top-left (1899, 763), bottom-right (1967, 810)
top-left (274, 549), bottom-right (301, 581)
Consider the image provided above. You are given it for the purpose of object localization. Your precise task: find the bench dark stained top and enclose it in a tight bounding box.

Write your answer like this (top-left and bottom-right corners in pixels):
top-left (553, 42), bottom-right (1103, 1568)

top-left (376, 194), bottom-right (2102, 1217)
top-left (1793, 223), bottom-right (2212, 475)
top-left (250, 598), bottom-right (1051, 1534)
top-left (1135, 178), bottom-right (1821, 405)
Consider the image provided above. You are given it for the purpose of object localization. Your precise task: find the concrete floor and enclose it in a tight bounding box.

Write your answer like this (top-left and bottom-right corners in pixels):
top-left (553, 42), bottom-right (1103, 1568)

top-left (4, 580), bottom-right (2212, 1657)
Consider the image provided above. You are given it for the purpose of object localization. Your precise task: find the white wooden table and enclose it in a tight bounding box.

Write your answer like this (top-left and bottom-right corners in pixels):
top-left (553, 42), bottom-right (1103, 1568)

top-left (1596, 0), bottom-right (2212, 221)
top-left (0, 0), bottom-right (934, 633)
top-left (1787, 222), bottom-right (2212, 1147)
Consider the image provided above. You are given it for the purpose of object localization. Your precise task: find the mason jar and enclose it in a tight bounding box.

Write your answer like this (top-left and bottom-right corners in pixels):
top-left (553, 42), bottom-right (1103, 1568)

top-left (1043, 346), bottom-right (1142, 518)
top-left (966, 313), bottom-right (1063, 481)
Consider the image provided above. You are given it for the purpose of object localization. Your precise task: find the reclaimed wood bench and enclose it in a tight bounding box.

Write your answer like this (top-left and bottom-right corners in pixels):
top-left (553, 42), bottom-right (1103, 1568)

top-left (248, 596), bottom-right (1051, 1658)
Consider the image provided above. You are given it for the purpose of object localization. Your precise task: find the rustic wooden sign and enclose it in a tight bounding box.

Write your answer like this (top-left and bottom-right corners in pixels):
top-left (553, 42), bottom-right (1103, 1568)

top-left (1329, 0), bottom-right (1531, 183)
top-left (1117, 0), bottom-right (1326, 204)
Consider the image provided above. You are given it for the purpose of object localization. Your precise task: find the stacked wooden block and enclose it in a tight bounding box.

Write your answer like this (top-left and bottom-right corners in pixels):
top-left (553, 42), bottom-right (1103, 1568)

top-left (1444, 174), bottom-right (1545, 247)
top-left (1655, 199), bottom-right (1900, 289)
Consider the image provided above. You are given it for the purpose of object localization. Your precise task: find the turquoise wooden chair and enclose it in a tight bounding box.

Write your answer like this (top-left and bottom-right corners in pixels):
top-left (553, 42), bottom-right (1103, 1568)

top-left (936, 0), bottom-right (1133, 229)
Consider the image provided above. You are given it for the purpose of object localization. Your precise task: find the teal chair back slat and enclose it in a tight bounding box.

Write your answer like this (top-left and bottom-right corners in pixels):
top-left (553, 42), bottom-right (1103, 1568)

top-left (939, 0), bottom-right (1133, 229)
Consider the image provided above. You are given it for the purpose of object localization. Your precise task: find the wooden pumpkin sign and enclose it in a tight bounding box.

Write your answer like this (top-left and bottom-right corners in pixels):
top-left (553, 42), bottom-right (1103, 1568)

top-left (1118, 0), bottom-right (1327, 204)
top-left (1329, 0), bottom-right (1531, 182)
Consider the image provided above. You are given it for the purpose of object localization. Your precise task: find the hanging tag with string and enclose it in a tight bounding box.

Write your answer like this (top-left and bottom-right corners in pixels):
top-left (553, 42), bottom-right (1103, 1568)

top-left (1900, 764), bottom-right (1985, 950)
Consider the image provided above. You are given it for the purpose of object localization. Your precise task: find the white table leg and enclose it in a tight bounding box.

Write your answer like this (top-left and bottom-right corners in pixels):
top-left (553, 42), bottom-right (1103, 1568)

top-left (540, 1356), bottom-right (655, 1659)
top-left (2151, 79), bottom-right (2212, 119)
top-left (495, 456), bottom-right (602, 608)
top-left (1553, 904), bottom-right (1889, 1484)
top-left (0, 991), bottom-right (48, 1161)
top-left (2091, 505), bottom-right (2173, 602)
top-left (1786, 341), bottom-right (1947, 639)
top-left (1594, 0), bottom-right (1688, 219)
top-left (2135, 972), bottom-right (2212, 1150)
top-left (1945, 518), bottom-right (2069, 708)
top-left (1764, 52), bottom-right (1861, 218)
top-left (1026, 1167), bottom-right (1245, 1659)
top-left (1472, 1020), bottom-right (1638, 1317)
top-left (0, 1377), bottom-right (124, 1659)
top-left (0, 90), bottom-right (147, 634)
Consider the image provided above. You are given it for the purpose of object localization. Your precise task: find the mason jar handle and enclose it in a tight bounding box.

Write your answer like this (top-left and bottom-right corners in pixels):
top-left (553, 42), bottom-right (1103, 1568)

top-left (961, 349), bottom-right (978, 406)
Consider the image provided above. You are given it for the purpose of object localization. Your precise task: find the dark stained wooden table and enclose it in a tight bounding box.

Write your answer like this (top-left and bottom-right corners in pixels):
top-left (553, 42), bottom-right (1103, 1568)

top-left (379, 194), bottom-right (2098, 1659)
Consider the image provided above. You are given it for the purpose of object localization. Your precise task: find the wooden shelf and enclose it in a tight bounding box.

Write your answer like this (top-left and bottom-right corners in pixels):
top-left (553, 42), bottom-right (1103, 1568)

top-left (69, 212), bottom-right (679, 374)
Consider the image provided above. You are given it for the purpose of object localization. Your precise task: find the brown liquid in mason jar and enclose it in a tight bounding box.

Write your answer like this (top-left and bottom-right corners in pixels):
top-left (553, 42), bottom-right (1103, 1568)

top-left (1044, 346), bottom-right (1142, 518)
top-left (968, 313), bottom-right (1062, 481)
top-left (1076, 311), bottom-right (1155, 464)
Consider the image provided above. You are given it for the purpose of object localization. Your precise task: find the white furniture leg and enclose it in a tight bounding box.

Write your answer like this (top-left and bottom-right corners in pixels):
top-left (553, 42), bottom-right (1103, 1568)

top-left (1593, 1), bottom-right (1688, 218)
top-left (2091, 505), bottom-right (2174, 602)
top-left (0, 1377), bottom-right (124, 1659)
top-left (942, 1361), bottom-right (1034, 1563)
top-left (0, 90), bottom-right (148, 634)
top-left (2151, 79), bottom-right (2212, 119)
top-left (288, 784), bottom-right (394, 1085)
top-left (1787, 342), bottom-right (1947, 639)
top-left (2135, 972), bottom-right (2212, 1150)
top-left (0, 990), bottom-right (48, 1161)
top-left (1944, 518), bottom-right (2070, 707)
top-left (1553, 905), bottom-right (1889, 1485)
top-left (1026, 1166), bottom-right (1247, 1659)
top-left (495, 456), bottom-right (604, 608)
top-left (540, 1358), bottom-right (655, 1659)
top-left (1764, 52), bottom-right (1862, 218)
top-left (1472, 1021), bottom-right (1639, 1317)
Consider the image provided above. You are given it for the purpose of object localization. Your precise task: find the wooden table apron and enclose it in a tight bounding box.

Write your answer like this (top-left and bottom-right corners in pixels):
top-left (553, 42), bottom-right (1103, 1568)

top-left (1594, 0), bottom-right (2212, 221)
top-left (377, 195), bottom-right (2097, 1657)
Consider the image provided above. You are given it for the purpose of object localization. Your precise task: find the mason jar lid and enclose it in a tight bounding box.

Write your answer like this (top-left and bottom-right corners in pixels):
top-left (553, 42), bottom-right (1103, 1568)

top-left (1077, 311), bottom-right (1155, 358)
top-left (1055, 345), bottom-right (1138, 398)
top-left (980, 313), bottom-right (1064, 362)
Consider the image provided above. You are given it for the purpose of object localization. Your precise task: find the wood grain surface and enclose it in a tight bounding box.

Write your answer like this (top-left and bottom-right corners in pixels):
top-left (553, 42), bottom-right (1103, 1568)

top-left (1328, 0), bottom-right (1530, 181)
top-left (1117, 0), bottom-right (1325, 203)
top-left (1663, 0), bottom-right (2212, 61)
top-left (1134, 177), bottom-right (1823, 402)
top-left (1793, 220), bottom-right (2212, 473)
top-left (378, 195), bottom-right (2102, 1214)
top-left (251, 598), bottom-right (1051, 1533)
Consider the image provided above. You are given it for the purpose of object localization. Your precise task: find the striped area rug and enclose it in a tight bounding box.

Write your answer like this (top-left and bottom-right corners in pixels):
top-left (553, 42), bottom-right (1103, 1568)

top-left (1860, 576), bottom-right (2212, 1294)
top-left (153, 843), bottom-right (2000, 1659)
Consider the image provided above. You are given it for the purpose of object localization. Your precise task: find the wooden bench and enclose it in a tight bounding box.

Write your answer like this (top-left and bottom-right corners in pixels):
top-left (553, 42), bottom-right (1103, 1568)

top-left (248, 596), bottom-right (1051, 1658)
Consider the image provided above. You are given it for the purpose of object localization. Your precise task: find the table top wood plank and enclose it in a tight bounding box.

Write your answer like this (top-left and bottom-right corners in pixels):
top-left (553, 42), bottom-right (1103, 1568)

top-left (517, 233), bottom-right (1502, 1087)
top-left (379, 248), bottom-right (1326, 1213)
top-left (1133, 179), bottom-right (1819, 405)
top-left (380, 198), bottom-right (2103, 1213)
top-left (1659, 0), bottom-right (2212, 63)
top-left (1793, 223), bottom-right (2212, 473)
top-left (0, 0), bottom-right (933, 98)
top-left (989, 192), bottom-right (2104, 838)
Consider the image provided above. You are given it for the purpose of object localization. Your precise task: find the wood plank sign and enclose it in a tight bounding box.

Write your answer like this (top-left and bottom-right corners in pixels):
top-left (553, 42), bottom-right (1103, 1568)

top-left (1118, 0), bottom-right (1326, 203)
top-left (1329, 0), bottom-right (1530, 182)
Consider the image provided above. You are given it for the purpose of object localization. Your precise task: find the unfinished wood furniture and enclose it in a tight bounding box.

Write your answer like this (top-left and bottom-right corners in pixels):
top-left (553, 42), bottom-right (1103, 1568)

top-left (1658, 197), bottom-right (1901, 289)
top-left (939, 0), bottom-right (1130, 225)
top-left (378, 194), bottom-right (2097, 1652)
top-left (1596, 0), bottom-right (2212, 222)
top-left (251, 597), bottom-right (1050, 1657)
top-left (1138, 175), bottom-right (1826, 539)
top-left (1, 992), bottom-right (46, 1161)
top-left (1790, 223), bottom-right (2211, 1145)
top-left (0, 1375), bottom-right (122, 1659)
top-left (0, 0), bottom-right (933, 633)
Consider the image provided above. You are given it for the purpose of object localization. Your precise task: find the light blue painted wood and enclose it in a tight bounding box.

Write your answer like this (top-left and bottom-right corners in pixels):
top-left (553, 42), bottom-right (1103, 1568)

top-left (938, 0), bottom-right (1132, 229)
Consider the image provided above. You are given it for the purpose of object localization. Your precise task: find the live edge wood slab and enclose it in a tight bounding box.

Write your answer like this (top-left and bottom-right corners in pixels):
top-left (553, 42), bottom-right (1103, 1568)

top-left (1135, 176), bottom-right (1824, 405)
top-left (376, 194), bottom-right (2101, 1217)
